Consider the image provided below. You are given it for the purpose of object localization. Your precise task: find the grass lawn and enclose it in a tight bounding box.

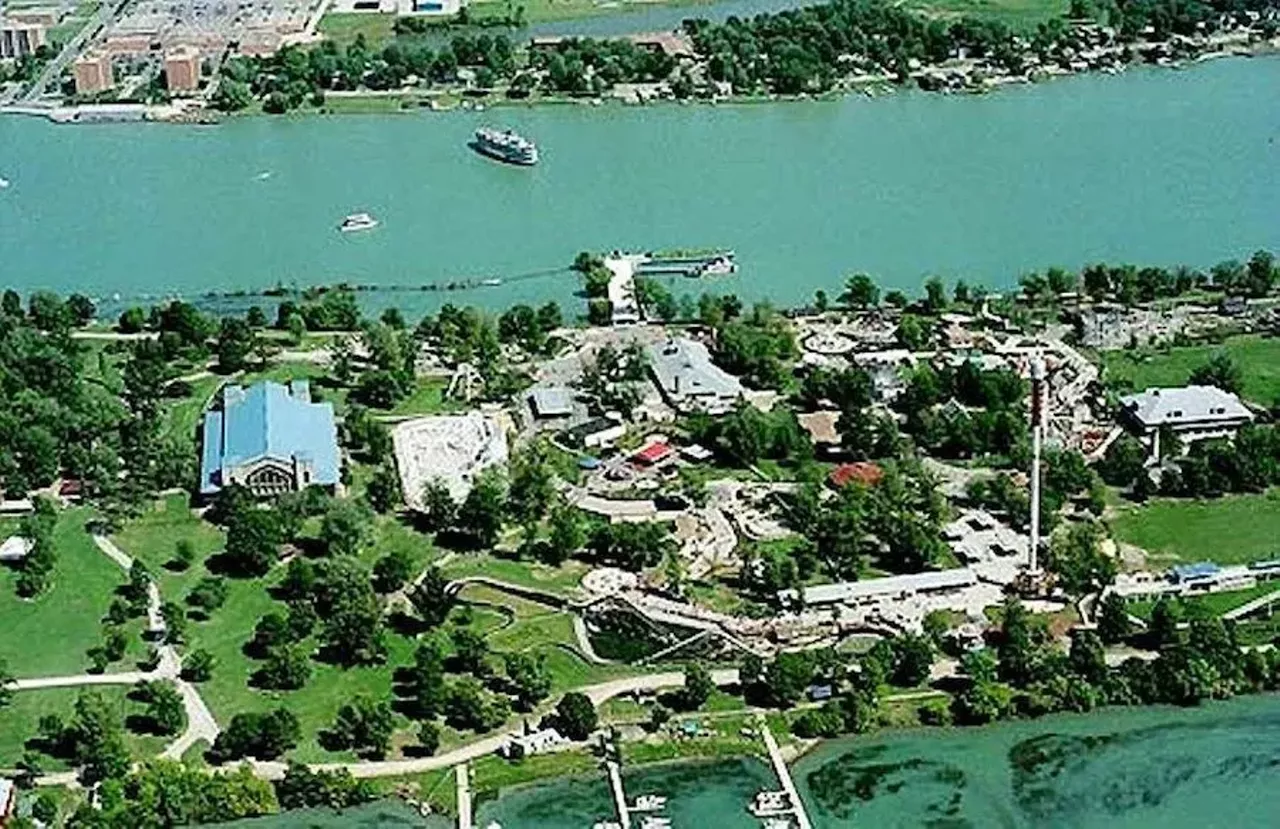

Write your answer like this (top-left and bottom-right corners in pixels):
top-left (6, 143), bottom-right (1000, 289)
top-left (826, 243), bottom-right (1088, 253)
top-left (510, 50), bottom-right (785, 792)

top-left (317, 13), bottom-right (397, 47)
top-left (388, 379), bottom-right (458, 417)
top-left (439, 554), bottom-right (588, 597)
top-left (470, 750), bottom-right (599, 800)
top-left (112, 493), bottom-right (226, 599)
top-left (1127, 581), bottom-right (1280, 620)
top-left (621, 712), bottom-right (765, 766)
top-left (0, 508), bottom-right (126, 678)
top-left (1109, 490), bottom-right (1280, 565)
top-left (1100, 335), bottom-right (1280, 407)
top-left (903, 0), bottom-right (1066, 27)
top-left (0, 686), bottom-right (171, 768)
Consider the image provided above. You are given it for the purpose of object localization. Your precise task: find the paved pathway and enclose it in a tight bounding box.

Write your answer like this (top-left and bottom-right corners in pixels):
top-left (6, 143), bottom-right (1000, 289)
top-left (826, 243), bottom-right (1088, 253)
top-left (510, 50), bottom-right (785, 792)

top-left (89, 534), bottom-right (222, 757)
top-left (250, 668), bottom-right (741, 781)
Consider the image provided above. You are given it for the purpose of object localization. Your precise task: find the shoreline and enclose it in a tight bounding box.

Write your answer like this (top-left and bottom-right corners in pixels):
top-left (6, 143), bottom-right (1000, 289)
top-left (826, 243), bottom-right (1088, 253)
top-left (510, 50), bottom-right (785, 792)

top-left (5, 33), bottom-right (1276, 126)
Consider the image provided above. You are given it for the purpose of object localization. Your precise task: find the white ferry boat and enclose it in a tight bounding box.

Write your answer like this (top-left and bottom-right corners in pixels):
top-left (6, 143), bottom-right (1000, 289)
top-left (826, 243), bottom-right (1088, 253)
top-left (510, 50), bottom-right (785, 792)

top-left (471, 127), bottom-right (539, 166)
top-left (339, 212), bottom-right (378, 232)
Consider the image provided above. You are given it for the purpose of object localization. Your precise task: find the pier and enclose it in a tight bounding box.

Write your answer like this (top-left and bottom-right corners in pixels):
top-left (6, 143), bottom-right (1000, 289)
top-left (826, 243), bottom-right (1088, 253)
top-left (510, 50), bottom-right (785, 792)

top-left (759, 716), bottom-right (813, 829)
top-left (455, 763), bottom-right (472, 829)
top-left (606, 758), bottom-right (633, 829)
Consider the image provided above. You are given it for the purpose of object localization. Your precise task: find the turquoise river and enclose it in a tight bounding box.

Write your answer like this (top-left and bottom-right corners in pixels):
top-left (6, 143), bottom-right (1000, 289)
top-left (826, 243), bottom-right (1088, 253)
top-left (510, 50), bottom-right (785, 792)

top-left (1, 56), bottom-right (1278, 316)
top-left (474, 694), bottom-right (1280, 828)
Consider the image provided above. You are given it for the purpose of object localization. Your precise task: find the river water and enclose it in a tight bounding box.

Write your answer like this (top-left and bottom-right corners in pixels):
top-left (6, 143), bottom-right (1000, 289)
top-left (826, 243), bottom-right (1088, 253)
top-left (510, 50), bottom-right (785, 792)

top-left (1, 56), bottom-right (1277, 316)
top-left (471, 694), bottom-right (1280, 828)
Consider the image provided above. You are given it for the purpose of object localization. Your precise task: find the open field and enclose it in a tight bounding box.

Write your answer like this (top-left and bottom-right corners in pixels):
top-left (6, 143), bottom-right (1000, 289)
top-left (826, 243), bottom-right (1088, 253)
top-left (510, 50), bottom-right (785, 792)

top-left (904, 0), bottom-right (1067, 27)
top-left (1109, 490), bottom-right (1280, 566)
top-left (0, 508), bottom-right (125, 678)
top-left (1101, 335), bottom-right (1280, 406)
top-left (317, 12), bottom-right (397, 46)
top-left (0, 686), bottom-right (171, 768)
top-left (1127, 581), bottom-right (1280, 620)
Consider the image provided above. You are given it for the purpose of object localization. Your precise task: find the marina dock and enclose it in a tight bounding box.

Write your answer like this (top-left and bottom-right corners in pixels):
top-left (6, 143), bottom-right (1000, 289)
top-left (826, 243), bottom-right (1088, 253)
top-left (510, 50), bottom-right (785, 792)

top-left (607, 759), bottom-right (633, 829)
top-left (455, 763), bottom-right (473, 829)
top-left (759, 716), bottom-right (813, 829)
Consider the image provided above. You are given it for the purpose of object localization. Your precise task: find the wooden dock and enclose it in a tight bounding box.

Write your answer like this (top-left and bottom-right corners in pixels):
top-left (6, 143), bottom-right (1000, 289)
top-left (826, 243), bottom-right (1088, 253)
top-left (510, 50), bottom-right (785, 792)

top-left (759, 716), bottom-right (813, 829)
top-left (606, 759), bottom-right (633, 829)
top-left (455, 764), bottom-right (472, 829)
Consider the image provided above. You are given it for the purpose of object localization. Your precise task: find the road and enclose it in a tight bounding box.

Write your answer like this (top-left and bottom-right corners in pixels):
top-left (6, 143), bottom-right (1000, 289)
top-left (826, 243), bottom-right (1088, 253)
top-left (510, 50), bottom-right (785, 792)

top-left (250, 668), bottom-right (741, 780)
top-left (20, 0), bottom-right (126, 103)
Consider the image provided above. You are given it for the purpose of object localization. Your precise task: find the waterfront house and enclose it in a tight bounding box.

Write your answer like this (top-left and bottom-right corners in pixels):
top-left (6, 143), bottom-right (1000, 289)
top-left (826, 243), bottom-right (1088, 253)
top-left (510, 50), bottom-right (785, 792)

top-left (1118, 385), bottom-right (1253, 457)
top-left (199, 380), bottom-right (340, 499)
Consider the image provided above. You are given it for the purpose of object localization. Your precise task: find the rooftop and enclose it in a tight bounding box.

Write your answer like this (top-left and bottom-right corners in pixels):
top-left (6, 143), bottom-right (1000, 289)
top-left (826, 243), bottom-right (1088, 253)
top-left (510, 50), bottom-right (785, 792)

top-left (392, 413), bottom-right (509, 505)
top-left (647, 337), bottom-right (744, 411)
top-left (199, 380), bottom-right (339, 495)
top-left (829, 462), bottom-right (883, 489)
top-left (528, 386), bottom-right (574, 418)
top-left (779, 568), bottom-right (977, 605)
top-left (1119, 385), bottom-right (1253, 428)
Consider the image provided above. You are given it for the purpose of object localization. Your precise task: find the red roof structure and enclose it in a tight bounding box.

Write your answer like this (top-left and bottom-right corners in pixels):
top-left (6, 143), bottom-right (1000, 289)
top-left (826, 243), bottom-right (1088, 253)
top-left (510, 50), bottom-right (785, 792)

top-left (633, 442), bottom-right (675, 465)
top-left (829, 462), bottom-right (884, 489)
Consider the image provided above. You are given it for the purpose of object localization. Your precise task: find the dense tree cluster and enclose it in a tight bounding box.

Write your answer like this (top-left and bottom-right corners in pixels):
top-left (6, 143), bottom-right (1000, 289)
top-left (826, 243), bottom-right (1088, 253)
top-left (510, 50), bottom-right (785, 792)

top-left (783, 458), bottom-right (949, 580)
top-left (896, 360), bottom-right (1029, 462)
top-left (0, 292), bottom-right (124, 504)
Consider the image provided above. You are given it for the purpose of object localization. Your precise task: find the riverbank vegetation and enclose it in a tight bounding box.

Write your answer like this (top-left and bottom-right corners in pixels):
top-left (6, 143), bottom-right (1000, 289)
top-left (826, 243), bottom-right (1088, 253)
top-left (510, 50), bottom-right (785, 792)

top-left (213, 0), bottom-right (1278, 114)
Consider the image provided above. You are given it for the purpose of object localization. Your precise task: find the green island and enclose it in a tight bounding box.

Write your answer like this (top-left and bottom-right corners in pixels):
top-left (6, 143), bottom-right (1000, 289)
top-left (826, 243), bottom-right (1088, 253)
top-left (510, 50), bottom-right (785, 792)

top-left (0, 247), bottom-right (1279, 826)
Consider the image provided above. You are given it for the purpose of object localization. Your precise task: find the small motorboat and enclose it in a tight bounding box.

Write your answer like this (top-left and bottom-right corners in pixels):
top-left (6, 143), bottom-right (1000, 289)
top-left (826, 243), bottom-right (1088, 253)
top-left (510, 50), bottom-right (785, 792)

top-left (0, 177), bottom-right (10, 189)
top-left (339, 212), bottom-right (379, 232)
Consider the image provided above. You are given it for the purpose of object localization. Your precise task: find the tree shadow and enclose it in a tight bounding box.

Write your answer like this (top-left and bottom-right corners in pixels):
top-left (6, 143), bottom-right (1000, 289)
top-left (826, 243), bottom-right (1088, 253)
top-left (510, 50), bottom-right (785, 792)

top-left (387, 611), bottom-right (429, 637)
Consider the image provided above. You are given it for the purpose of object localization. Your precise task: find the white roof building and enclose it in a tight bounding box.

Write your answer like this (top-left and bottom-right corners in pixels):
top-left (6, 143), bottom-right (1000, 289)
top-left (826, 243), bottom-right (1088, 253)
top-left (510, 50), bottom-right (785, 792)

top-left (501, 728), bottom-right (570, 758)
top-left (1119, 385), bottom-right (1253, 451)
top-left (647, 338), bottom-right (744, 415)
top-left (778, 568), bottom-right (977, 606)
top-left (0, 536), bottom-right (31, 562)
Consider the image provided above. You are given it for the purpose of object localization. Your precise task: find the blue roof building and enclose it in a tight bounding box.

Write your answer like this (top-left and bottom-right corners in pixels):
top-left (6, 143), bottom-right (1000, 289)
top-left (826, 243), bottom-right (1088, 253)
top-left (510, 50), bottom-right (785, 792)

top-left (199, 380), bottom-right (340, 498)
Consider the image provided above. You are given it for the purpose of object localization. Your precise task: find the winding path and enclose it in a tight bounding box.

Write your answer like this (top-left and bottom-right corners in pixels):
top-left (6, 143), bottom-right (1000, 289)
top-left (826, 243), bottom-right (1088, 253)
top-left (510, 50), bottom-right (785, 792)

top-left (90, 534), bottom-right (222, 756)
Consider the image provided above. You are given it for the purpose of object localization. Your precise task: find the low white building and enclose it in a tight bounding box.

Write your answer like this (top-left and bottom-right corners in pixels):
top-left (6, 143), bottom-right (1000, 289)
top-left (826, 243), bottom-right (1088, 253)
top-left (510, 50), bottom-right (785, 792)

top-left (0, 536), bottom-right (31, 563)
top-left (501, 728), bottom-right (569, 758)
top-left (647, 338), bottom-right (744, 415)
top-left (1119, 385), bottom-right (1254, 456)
top-left (778, 568), bottom-right (978, 608)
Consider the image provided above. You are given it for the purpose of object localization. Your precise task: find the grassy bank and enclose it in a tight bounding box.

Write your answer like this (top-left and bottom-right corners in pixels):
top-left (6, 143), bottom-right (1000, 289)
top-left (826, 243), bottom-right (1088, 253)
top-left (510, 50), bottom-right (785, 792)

top-left (1101, 335), bottom-right (1280, 407)
top-left (1127, 581), bottom-right (1280, 620)
top-left (1109, 489), bottom-right (1280, 566)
